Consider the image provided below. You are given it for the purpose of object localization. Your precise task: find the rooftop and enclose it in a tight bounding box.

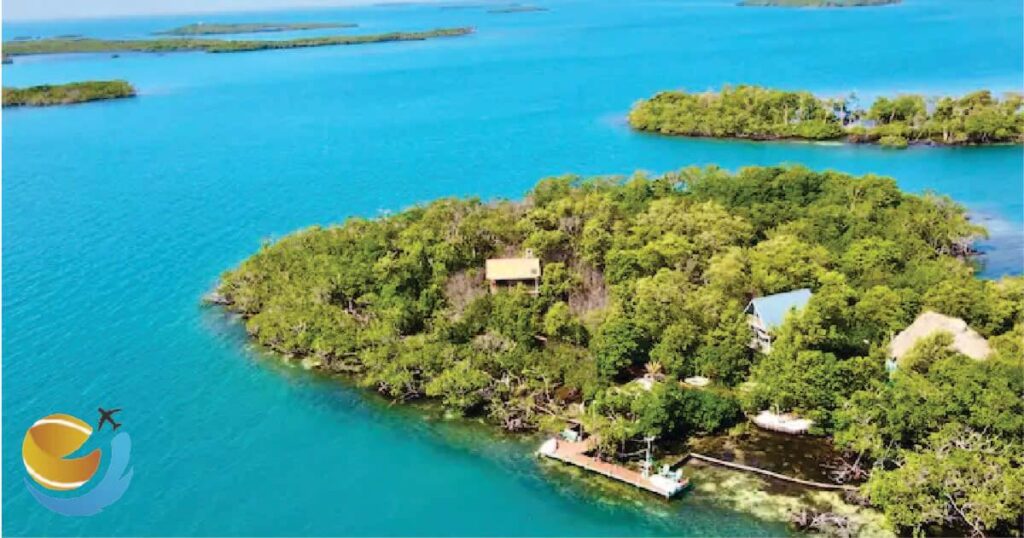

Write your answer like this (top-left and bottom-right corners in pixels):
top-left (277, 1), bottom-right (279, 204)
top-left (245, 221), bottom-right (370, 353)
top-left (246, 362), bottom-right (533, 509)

top-left (745, 288), bottom-right (813, 329)
top-left (485, 257), bottom-right (541, 281)
top-left (890, 311), bottom-right (992, 361)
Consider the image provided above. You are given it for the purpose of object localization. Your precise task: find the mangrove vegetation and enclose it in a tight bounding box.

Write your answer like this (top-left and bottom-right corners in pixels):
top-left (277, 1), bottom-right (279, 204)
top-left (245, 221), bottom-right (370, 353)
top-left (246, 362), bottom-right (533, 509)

top-left (628, 85), bottom-right (1024, 148)
top-left (3, 80), bottom-right (136, 107)
top-left (216, 165), bottom-right (1022, 536)
top-left (2, 27), bottom-right (473, 56)
top-left (488, 4), bottom-right (549, 13)
top-left (739, 0), bottom-right (900, 6)
top-left (155, 22), bottom-right (357, 36)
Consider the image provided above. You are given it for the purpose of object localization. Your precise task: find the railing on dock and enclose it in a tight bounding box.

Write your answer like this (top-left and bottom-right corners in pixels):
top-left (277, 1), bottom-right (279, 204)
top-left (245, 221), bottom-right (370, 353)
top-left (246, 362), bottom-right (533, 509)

top-left (683, 453), bottom-right (857, 491)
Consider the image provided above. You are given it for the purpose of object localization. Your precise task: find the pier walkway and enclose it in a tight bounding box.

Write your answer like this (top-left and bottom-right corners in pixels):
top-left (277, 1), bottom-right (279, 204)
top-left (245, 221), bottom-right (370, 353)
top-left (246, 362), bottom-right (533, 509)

top-left (683, 453), bottom-right (857, 491)
top-left (538, 438), bottom-right (688, 498)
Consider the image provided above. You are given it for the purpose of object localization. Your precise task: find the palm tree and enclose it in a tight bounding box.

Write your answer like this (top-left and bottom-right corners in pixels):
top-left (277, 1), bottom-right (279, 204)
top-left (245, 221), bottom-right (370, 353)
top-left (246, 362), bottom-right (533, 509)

top-left (644, 361), bottom-right (664, 380)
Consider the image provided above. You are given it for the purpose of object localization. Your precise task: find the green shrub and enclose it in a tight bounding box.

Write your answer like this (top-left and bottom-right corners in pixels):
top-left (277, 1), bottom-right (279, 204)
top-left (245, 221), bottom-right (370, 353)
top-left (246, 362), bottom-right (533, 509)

top-left (679, 389), bottom-right (743, 434)
top-left (878, 135), bottom-right (909, 149)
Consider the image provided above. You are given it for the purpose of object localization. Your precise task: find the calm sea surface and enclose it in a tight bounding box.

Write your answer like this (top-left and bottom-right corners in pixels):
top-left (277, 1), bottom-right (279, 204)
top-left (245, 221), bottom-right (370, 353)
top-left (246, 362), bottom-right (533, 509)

top-left (3, 0), bottom-right (1022, 535)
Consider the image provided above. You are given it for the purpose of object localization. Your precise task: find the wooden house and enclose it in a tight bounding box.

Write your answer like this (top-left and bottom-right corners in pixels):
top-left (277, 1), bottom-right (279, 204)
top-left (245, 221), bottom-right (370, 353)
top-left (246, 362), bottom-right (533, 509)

top-left (485, 251), bottom-right (541, 294)
top-left (744, 288), bottom-right (813, 353)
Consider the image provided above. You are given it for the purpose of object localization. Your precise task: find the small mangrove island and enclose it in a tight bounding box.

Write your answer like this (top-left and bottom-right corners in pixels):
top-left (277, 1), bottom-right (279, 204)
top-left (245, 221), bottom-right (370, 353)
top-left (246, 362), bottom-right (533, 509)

top-left (155, 22), bottom-right (357, 36)
top-left (215, 165), bottom-right (1023, 536)
top-left (3, 80), bottom-right (136, 107)
top-left (628, 85), bottom-right (1024, 148)
top-left (488, 4), bottom-right (549, 13)
top-left (1, 27), bottom-right (473, 56)
top-left (739, 0), bottom-right (899, 6)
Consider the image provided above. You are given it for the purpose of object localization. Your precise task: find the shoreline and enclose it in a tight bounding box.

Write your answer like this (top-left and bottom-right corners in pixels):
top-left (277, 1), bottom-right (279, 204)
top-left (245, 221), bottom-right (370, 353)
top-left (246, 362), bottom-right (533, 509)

top-left (624, 120), bottom-right (1024, 153)
top-left (214, 305), bottom-right (886, 535)
top-left (209, 164), bottom-right (1018, 537)
top-left (207, 295), bottom-right (862, 483)
top-left (738, 0), bottom-right (900, 7)
top-left (634, 130), bottom-right (1023, 148)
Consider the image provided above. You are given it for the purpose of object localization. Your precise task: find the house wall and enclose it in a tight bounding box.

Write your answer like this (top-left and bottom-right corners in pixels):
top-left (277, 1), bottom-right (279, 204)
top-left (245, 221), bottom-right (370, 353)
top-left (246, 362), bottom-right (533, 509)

top-left (488, 278), bottom-right (539, 294)
top-left (747, 315), bottom-right (772, 353)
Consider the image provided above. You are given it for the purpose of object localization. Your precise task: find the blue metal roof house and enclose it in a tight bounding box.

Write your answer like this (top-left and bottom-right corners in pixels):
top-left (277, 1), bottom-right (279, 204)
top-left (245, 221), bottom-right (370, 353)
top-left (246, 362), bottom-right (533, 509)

top-left (744, 288), bottom-right (813, 353)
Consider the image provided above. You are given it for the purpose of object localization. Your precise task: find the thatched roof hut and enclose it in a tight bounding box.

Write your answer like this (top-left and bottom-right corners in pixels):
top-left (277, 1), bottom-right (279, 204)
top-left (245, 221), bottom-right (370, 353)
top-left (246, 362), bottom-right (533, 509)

top-left (889, 311), bottom-right (992, 361)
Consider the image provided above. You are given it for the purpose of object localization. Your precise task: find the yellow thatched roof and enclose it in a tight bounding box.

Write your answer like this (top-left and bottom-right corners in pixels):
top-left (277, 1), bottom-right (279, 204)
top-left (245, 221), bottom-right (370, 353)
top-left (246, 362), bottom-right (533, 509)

top-left (485, 257), bottom-right (540, 281)
top-left (889, 311), bottom-right (992, 361)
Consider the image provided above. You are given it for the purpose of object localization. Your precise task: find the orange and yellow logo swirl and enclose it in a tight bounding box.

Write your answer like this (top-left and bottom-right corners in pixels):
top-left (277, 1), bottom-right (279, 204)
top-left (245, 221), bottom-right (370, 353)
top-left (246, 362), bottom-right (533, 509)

top-left (22, 414), bottom-right (102, 491)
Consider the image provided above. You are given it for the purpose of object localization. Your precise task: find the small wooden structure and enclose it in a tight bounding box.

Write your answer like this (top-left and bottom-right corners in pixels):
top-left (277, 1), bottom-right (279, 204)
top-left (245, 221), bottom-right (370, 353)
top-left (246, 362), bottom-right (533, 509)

top-left (485, 250), bottom-right (541, 294)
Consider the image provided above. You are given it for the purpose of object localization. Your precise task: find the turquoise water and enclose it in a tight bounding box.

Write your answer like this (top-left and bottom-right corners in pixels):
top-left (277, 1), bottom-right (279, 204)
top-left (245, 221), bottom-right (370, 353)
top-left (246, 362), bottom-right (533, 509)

top-left (3, 0), bottom-right (1022, 535)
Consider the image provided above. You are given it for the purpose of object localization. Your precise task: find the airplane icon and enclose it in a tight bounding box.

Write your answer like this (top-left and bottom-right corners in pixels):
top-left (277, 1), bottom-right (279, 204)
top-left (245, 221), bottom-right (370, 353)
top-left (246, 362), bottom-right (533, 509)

top-left (97, 408), bottom-right (122, 431)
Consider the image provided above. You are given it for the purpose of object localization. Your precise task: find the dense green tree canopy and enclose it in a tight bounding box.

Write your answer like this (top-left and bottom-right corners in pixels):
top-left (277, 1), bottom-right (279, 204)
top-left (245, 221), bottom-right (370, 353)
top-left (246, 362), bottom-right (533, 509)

top-left (3, 80), bottom-right (135, 107)
top-left (2, 27), bottom-right (473, 56)
top-left (218, 165), bottom-right (1021, 534)
top-left (833, 336), bottom-right (1023, 536)
top-left (629, 85), bottom-right (1024, 147)
top-left (628, 85), bottom-right (845, 141)
top-left (155, 22), bottom-right (355, 36)
top-left (220, 164), bottom-right (1004, 413)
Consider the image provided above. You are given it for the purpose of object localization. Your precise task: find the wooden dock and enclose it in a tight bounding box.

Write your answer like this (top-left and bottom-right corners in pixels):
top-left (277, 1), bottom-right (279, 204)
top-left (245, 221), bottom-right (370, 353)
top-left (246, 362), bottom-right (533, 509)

top-left (537, 438), bottom-right (688, 498)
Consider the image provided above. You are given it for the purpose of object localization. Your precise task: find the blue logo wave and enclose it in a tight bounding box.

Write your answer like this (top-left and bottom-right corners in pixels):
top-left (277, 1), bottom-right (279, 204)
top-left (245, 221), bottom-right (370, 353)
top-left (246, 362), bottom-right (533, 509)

top-left (26, 432), bottom-right (133, 516)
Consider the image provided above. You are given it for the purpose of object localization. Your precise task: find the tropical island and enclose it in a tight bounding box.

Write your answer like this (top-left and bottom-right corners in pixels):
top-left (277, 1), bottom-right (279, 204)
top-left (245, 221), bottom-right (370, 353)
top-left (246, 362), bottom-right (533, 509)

top-left (3, 80), bottom-right (136, 107)
top-left (488, 4), bottom-right (549, 13)
top-left (1, 27), bottom-right (473, 56)
top-left (628, 85), bottom-right (1024, 148)
top-left (214, 165), bottom-right (1022, 536)
top-left (739, 0), bottom-right (900, 6)
top-left (155, 22), bottom-right (357, 36)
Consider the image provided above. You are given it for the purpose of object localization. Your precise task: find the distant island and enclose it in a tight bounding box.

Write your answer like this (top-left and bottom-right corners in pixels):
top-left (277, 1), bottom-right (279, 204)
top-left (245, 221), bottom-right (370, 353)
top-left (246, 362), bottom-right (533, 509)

top-left (437, 3), bottom-right (547, 12)
top-left (628, 85), bottom-right (1024, 148)
top-left (3, 80), bottom-right (136, 107)
top-left (213, 165), bottom-right (1022, 537)
top-left (739, 0), bottom-right (899, 6)
top-left (439, 4), bottom-right (489, 10)
top-left (488, 4), bottom-right (549, 13)
top-left (2, 27), bottom-right (474, 56)
top-left (155, 22), bottom-right (357, 36)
